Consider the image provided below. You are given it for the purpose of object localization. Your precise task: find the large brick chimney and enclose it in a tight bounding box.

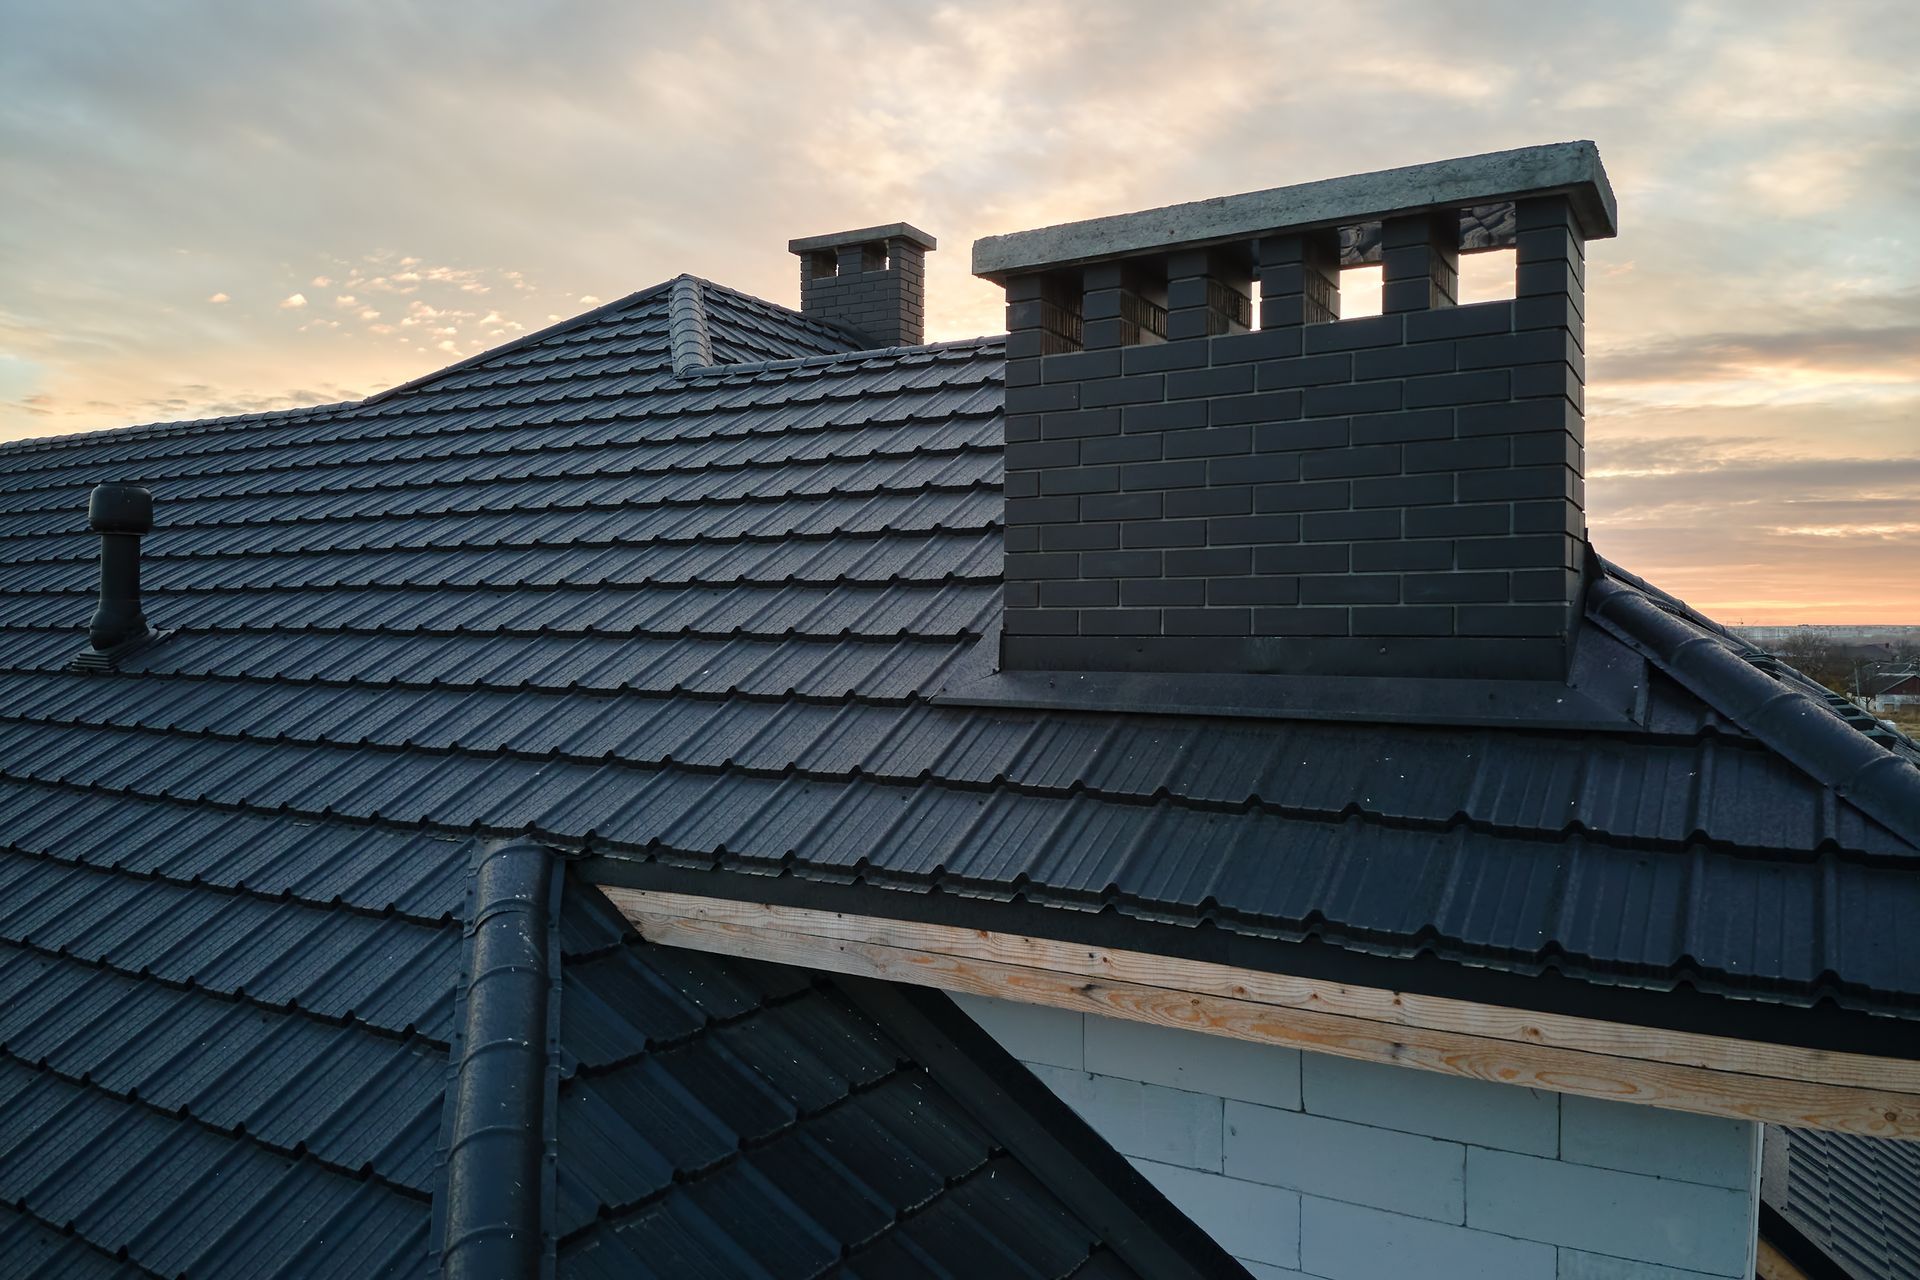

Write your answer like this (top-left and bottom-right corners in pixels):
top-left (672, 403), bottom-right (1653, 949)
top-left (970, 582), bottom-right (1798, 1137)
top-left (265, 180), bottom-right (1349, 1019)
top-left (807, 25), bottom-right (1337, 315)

top-left (790, 223), bottom-right (936, 348)
top-left (974, 142), bottom-right (1615, 680)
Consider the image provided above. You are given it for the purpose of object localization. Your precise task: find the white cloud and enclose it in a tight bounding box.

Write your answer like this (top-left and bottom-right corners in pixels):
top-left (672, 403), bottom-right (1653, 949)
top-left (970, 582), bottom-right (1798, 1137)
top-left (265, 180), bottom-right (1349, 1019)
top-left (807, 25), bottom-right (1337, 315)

top-left (311, 275), bottom-right (332, 287)
top-left (206, 292), bottom-right (230, 304)
top-left (278, 293), bottom-right (307, 309)
top-left (334, 294), bottom-right (357, 306)
top-left (6, 1), bottom-right (1915, 619)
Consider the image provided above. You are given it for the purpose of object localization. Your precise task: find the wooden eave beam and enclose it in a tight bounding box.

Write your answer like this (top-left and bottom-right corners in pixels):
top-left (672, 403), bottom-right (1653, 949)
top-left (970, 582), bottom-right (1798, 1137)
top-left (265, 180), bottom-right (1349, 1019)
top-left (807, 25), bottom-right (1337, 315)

top-left (1756, 1237), bottom-right (1814, 1280)
top-left (606, 888), bottom-right (1920, 1142)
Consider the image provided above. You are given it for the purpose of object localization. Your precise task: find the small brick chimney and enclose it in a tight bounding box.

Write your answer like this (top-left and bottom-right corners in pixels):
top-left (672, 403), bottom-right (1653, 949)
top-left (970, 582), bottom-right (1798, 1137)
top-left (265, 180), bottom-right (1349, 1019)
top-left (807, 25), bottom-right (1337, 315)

top-left (790, 223), bottom-right (936, 348)
top-left (974, 142), bottom-right (1616, 681)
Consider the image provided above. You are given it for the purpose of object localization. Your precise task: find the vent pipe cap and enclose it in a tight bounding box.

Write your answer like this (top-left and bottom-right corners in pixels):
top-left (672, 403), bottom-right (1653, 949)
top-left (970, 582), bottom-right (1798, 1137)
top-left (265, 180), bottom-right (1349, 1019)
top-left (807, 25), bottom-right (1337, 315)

top-left (85, 483), bottom-right (153, 656)
top-left (89, 484), bottom-right (153, 535)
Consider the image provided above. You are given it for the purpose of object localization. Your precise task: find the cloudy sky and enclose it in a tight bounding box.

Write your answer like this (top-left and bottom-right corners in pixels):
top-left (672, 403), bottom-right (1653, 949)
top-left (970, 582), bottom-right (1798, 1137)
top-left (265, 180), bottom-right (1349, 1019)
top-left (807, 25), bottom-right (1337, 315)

top-left (2, 1), bottom-right (1915, 622)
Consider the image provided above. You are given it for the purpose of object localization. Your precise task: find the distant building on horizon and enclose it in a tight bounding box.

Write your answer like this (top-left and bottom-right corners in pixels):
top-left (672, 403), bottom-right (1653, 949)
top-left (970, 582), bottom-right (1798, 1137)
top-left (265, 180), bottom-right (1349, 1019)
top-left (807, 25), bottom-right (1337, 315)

top-left (1861, 668), bottom-right (1920, 713)
top-left (1732, 623), bottom-right (1920, 648)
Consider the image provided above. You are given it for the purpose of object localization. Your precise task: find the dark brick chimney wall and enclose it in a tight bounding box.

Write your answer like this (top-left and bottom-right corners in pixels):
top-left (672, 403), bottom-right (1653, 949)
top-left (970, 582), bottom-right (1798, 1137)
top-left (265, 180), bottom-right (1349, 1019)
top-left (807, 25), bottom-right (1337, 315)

top-left (996, 196), bottom-right (1590, 681)
top-left (790, 224), bottom-right (936, 348)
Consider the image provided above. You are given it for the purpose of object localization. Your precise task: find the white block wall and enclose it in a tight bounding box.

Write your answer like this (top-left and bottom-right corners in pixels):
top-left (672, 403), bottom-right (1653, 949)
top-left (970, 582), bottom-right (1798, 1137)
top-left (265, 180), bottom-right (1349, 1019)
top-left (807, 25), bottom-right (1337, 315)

top-left (952, 995), bottom-right (1762, 1280)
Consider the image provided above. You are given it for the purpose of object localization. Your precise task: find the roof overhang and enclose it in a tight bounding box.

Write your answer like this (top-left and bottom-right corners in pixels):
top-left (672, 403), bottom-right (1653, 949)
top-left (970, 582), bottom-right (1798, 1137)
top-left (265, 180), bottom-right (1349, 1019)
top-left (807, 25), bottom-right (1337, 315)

top-left (606, 883), bottom-right (1920, 1143)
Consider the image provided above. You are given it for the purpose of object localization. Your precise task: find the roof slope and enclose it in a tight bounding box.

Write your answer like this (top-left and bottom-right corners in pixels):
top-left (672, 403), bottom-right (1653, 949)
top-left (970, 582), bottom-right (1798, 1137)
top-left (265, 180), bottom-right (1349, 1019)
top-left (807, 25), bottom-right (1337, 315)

top-left (0, 823), bottom-right (1194, 1276)
top-left (552, 869), bottom-right (1192, 1278)
top-left (1763, 1126), bottom-right (1920, 1280)
top-left (0, 286), bottom-right (1243, 1279)
top-left (1, 283), bottom-right (1915, 1035)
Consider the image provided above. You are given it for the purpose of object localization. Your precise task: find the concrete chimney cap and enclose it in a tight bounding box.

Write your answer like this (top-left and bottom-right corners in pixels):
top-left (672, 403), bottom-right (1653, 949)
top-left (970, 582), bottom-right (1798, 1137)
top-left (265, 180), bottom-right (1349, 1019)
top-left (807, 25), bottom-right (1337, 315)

top-left (971, 141), bottom-right (1615, 282)
top-left (788, 223), bottom-right (937, 255)
top-left (88, 483), bottom-right (153, 535)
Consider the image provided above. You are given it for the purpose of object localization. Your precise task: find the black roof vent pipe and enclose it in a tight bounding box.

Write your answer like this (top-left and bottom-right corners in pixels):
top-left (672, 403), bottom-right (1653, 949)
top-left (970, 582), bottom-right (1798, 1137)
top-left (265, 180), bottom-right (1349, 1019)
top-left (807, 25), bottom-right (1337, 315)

top-left (74, 484), bottom-right (156, 669)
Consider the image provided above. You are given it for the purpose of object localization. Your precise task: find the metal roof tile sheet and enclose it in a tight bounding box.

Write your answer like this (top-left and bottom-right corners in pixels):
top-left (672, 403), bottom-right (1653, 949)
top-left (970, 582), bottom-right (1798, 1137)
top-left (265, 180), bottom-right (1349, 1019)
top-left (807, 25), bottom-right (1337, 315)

top-left (0, 1060), bottom-right (431, 1279)
top-left (4, 270), bottom-right (1916, 1269)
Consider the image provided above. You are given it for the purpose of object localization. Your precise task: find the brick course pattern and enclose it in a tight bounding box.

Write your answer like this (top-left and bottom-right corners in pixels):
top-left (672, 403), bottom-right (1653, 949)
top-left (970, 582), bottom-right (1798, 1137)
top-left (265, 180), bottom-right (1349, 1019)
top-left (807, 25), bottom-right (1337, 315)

top-left (1000, 197), bottom-right (1587, 680)
top-left (797, 237), bottom-right (928, 347)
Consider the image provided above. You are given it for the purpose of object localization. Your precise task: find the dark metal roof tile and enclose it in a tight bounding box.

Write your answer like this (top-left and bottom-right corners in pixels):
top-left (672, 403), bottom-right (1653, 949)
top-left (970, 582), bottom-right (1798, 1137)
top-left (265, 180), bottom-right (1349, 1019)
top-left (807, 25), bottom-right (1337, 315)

top-left (0, 1204), bottom-right (151, 1279)
top-left (559, 946), bottom-right (708, 1065)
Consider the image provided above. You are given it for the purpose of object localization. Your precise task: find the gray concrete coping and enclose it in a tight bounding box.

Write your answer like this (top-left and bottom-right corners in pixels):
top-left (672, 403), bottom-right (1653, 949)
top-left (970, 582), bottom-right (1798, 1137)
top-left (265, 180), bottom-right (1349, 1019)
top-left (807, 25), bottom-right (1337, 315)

top-left (972, 142), bottom-right (1614, 281)
top-left (789, 223), bottom-right (938, 254)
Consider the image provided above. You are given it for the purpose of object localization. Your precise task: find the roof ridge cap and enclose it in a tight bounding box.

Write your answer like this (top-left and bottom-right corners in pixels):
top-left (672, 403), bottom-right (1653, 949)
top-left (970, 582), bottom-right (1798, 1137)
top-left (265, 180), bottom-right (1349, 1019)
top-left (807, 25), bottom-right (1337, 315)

top-left (436, 837), bottom-right (562, 1278)
top-left (1588, 573), bottom-right (1920, 852)
top-left (667, 275), bottom-right (714, 374)
top-left (677, 332), bottom-right (1007, 381)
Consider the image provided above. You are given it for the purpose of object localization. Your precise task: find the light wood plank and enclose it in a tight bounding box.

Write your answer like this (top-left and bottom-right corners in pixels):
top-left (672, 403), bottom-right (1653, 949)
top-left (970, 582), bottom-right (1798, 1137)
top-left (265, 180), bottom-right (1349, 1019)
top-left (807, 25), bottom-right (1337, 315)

top-left (607, 887), bottom-right (1920, 1141)
top-left (612, 888), bottom-right (1920, 1095)
top-left (1756, 1237), bottom-right (1811, 1280)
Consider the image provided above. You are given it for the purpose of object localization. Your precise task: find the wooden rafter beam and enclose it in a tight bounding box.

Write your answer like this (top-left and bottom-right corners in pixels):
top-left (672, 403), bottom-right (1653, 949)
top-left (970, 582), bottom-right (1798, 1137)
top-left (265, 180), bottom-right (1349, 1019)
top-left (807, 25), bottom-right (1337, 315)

top-left (606, 887), bottom-right (1920, 1141)
top-left (1755, 1238), bottom-right (1812, 1280)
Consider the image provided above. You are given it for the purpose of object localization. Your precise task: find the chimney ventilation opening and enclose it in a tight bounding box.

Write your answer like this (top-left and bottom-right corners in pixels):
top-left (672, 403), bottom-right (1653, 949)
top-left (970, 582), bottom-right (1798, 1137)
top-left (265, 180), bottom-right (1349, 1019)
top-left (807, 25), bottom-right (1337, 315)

top-left (1459, 247), bottom-right (1519, 304)
top-left (1338, 266), bottom-right (1384, 318)
top-left (789, 223), bottom-right (937, 349)
top-left (974, 141), bottom-right (1614, 683)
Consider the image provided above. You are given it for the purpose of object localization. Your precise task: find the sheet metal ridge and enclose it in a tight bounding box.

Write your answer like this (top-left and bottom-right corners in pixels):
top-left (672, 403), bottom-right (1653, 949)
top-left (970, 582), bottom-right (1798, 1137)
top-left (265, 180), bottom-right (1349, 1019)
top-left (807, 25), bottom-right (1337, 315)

top-left (434, 836), bottom-right (564, 1280)
top-left (667, 276), bottom-right (714, 375)
top-left (1599, 558), bottom-right (1742, 641)
top-left (675, 333), bottom-right (1007, 381)
top-left (1604, 558), bottom-right (1917, 757)
top-left (364, 282), bottom-right (676, 409)
top-left (1587, 574), bottom-right (1920, 854)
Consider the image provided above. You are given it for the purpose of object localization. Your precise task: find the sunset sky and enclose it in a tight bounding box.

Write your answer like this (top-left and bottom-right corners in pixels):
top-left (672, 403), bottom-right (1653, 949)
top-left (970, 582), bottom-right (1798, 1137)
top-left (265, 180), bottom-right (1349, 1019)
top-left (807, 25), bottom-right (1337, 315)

top-left (2, 1), bottom-right (1915, 622)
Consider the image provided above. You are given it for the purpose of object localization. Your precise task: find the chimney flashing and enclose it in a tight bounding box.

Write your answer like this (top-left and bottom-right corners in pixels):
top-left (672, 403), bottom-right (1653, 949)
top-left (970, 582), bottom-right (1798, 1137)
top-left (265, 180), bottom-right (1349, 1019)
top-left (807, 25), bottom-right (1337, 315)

top-left (972, 141), bottom-right (1614, 282)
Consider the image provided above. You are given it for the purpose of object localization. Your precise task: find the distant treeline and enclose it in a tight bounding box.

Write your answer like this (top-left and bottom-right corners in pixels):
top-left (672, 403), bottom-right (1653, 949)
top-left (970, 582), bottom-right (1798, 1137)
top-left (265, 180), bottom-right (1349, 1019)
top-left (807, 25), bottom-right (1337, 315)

top-left (1734, 628), bottom-right (1920, 696)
